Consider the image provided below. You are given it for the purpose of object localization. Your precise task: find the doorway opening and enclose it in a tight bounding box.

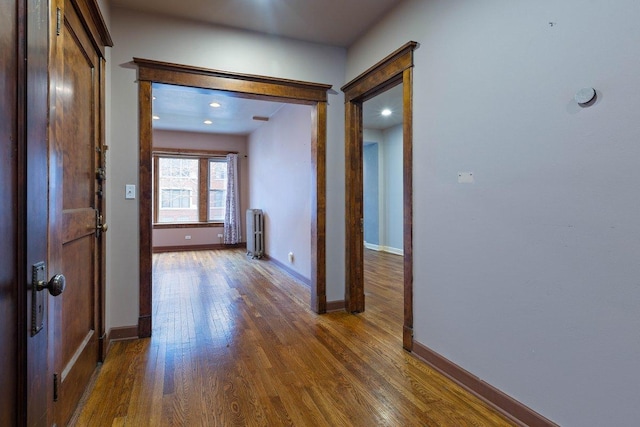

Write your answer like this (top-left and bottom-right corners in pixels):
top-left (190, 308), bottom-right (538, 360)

top-left (134, 58), bottom-right (332, 337)
top-left (342, 42), bottom-right (418, 350)
top-left (362, 83), bottom-right (405, 331)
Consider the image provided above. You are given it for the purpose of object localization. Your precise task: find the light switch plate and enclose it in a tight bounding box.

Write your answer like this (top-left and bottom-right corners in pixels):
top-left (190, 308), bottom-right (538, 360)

top-left (125, 184), bottom-right (136, 199)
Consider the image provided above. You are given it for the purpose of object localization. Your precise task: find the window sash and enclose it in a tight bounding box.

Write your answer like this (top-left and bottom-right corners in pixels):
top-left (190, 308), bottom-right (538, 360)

top-left (208, 159), bottom-right (228, 222)
top-left (160, 188), bottom-right (192, 208)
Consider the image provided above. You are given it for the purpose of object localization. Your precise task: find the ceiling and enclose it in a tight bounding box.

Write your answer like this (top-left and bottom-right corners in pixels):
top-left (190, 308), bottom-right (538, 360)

top-left (362, 84), bottom-right (404, 130)
top-left (111, 0), bottom-right (402, 48)
top-left (132, 0), bottom-right (405, 135)
top-left (152, 82), bottom-right (403, 135)
top-left (152, 83), bottom-right (287, 135)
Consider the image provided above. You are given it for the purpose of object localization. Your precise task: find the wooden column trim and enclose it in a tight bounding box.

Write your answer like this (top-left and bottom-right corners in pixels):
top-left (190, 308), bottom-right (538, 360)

top-left (138, 80), bottom-right (153, 338)
top-left (311, 102), bottom-right (327, 313)
top-left (344, 101), bottom-right (364, 313)
top-left (402, 67), bottom-right (414, 351)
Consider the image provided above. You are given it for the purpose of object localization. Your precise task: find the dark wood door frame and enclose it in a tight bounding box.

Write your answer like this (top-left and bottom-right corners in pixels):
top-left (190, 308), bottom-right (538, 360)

top-left (133, 58), bottom-right (331, 337)
top-left (341, 41), bottom-right (418, 350)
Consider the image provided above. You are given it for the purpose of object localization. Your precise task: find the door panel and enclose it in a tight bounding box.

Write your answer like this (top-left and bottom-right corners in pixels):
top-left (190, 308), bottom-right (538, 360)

top-left (62, 239), bottom-right (94, 361)
top-left (51, 0), bottom-right (101, 424)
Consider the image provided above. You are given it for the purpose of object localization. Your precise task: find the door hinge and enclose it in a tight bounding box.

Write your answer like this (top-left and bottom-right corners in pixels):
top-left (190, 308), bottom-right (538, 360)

top-left (53, 373), bottom-right (59, 402)
top-left (56, 8), bottom-right (61, 36)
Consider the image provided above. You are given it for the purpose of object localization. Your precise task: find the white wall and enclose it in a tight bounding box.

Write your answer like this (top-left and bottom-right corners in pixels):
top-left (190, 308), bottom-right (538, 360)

top-left (382, 124), bottom-right (403, 252)
top-left (363, 143), bottom-right (379, 246)
top-left (248, 104), bottom-right (312, 279)
top-left (348, 1), bottom-right (640, 425)
top-left (363, 127), bottom-right (403, 253)
top-left (152, 130), bottom-right (248, 247)
top-left (364, 129), bottom-right (385, 247)
top-left (107, 8), bottom-right (346, 329)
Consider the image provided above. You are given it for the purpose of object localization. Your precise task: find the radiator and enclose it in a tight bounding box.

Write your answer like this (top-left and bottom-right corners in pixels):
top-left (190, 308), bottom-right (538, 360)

top-left (246, 209), bottom-right (264, 259)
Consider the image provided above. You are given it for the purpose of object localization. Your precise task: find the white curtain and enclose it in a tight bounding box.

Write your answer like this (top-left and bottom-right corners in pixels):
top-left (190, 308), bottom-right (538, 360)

top-left (224, 153), bottom-right (241, 244)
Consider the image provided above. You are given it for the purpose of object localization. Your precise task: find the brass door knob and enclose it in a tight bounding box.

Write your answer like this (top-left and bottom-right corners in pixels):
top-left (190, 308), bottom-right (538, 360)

top-left (36, 274), bottom-right (66, 296)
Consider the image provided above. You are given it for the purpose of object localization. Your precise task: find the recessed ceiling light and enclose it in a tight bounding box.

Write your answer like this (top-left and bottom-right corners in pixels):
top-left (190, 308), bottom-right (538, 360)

top-left (152, 96), bottom-right (156, 100)
top-left (209, 102), bottom-right (221, 108)
top-left (152, 115), bottom-right (160, 120)
top-left (381, 108), bottom-right (392, 116)
top-left (204, 120), bottom-right (213, 125)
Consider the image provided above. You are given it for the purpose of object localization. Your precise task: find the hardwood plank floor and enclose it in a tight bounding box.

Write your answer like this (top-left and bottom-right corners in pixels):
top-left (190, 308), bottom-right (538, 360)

top-left (72, 249), bottom-right (515, 426)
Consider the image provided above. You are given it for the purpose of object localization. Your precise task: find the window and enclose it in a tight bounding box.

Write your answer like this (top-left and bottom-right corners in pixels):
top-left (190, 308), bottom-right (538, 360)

top-left (153, 150), bottom-right (234, 226)
top-left (161, 189), bottom-right (191, 208)
top-left (160, 158), bottom-right (197, 178)
top-left (208, 160), bottom-right (227, 222)
top-left (156, 157), bottom-right (199, 223)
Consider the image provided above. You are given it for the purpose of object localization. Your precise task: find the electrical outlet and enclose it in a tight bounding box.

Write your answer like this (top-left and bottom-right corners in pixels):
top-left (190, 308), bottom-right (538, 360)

top-left (218, 234), bottom-right (223, 238)
top-left (185, 235), bottom-right (191, 240)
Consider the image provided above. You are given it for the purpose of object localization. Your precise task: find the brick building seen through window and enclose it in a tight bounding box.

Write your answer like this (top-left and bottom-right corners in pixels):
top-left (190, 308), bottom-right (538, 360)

top-left (155, 156), bottom-right (228, 224)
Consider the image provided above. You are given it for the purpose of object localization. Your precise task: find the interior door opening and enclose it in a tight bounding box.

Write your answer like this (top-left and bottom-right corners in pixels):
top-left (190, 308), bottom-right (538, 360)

top-left (342, 41), bottom-right (417, 350)
top-left (362, 83), bottom-right (405, 330)
top-left (134, 58), bottom-right (331, 338)
top-left (149, 82), bottom-right (316, 333)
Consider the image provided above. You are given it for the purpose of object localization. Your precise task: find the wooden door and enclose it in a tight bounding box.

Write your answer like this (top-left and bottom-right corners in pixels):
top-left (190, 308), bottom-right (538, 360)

top-left (49, 0), bottom-right (108, 424)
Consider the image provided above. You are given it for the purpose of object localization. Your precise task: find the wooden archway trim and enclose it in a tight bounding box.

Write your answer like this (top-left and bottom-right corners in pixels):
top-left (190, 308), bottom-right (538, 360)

top-left (134, 58), bottom-right (331, 103)
top-left (341, 41), bottom-right (418, 350)
top-left (134, 59), bottom-right (330, 337)
top-left (342, 41), bottom-right (417, 102)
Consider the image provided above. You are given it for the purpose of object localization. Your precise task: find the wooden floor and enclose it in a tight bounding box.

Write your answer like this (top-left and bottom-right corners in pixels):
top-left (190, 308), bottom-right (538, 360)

top-left (72, 249), bottom-right (515, 426)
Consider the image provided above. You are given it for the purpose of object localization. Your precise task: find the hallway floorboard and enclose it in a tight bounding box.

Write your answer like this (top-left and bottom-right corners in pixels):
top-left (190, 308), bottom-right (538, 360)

top-left (72, 249), bottom-right (514, 426)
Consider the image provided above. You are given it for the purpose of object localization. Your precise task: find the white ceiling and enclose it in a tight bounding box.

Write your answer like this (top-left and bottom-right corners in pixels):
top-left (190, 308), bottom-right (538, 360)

top-left (152, 82), bottom-right (403, 135)
top-left (111, 0), bottom-right (402, 48)
top-left (134, 1), bottom-right (405, 135)
top-left (362, 84), bottom-right (404, 130)
top-left (152, 83), bottom-right (287, 135)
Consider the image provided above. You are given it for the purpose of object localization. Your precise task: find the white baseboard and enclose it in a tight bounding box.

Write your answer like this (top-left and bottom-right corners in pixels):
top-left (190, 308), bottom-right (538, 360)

top-left (383, 246), bottom-right (404, 256)
top-left (364, 242), bottom-right (403, 256)
top-left (364, 242), bottom-right (382, 251)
